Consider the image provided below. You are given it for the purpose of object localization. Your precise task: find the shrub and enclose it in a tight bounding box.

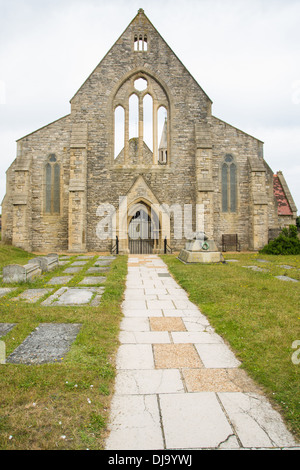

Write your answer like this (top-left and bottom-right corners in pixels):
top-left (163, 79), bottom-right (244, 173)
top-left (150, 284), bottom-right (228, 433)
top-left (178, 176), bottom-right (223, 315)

top-left (260, 225), bottom-right (300, 255)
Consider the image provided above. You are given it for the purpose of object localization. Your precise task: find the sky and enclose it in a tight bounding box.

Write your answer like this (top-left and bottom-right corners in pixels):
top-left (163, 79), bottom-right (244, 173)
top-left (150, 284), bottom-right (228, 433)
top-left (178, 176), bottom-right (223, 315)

top-left (0, 0), bottom-right (299, 213)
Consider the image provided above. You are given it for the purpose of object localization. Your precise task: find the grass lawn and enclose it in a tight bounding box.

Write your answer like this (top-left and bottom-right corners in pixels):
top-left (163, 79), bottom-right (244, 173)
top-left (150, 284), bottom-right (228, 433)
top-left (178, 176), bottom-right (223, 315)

top-left (161, 252), bottom-right (300, 441)
top-left (0, 243), bottom-right (128, 450)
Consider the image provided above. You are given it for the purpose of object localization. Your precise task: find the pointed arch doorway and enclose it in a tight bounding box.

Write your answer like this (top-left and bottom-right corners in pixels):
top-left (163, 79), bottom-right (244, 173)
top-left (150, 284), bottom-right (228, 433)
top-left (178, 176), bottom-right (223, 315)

top-left (128, 203), bottom-right (159, 254)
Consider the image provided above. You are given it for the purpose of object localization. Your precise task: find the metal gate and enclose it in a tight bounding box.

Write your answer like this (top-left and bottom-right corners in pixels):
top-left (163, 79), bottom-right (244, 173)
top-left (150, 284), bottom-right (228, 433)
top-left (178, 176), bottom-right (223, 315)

top-left (128, 209), bottom-right (154, 254)
top-left (128, 237), bottom-right (154, 254)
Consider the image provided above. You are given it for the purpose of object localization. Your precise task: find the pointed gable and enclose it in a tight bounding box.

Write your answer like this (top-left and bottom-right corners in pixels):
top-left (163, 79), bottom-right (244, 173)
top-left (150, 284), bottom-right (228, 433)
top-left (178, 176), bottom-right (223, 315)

top-left (273, 173), bottom-right (293, 216)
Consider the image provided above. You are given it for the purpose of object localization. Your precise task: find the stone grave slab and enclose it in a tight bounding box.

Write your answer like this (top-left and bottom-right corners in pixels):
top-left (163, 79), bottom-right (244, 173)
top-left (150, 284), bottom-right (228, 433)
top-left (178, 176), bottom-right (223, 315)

top-left (47, 276), bottom-right (73, 285)
top-left (79, 276), bottom-right (106, 285)
top-left (42, 287), bottom-right (104, 306)
top-left (6, 323), bottom-right (82, 364)
top-left (275, 275), bottom-right (298, 283)
top-left (0, 288), bottom-right (17, 298)
top-left (87, 267), bottom-right (109, 274)
top-left (0, 323), bottom-right (16, 337)
top-left (63, 267), bottom-right (83, 274)
top-left (58, 261), bottom-right (69, 266)
top-left (11, 288), bottom-right (53, 303)
top-left (76, 256), bottom-right (94, 260)
top-left (242, 266), bottom-right (268, 272)
top-left (71, 261), bottom-right (88, 266)
top-left (94, 260), bottom-right (113, 266)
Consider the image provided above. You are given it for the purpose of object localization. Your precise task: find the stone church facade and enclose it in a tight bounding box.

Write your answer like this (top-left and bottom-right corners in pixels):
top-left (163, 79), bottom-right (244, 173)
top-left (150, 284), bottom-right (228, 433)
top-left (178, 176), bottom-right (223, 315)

top-left (1, 9), bottom-right (297, 254)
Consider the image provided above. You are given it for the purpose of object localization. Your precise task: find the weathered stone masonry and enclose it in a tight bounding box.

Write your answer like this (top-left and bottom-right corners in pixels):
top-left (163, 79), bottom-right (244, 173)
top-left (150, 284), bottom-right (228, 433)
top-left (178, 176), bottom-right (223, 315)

top-left (1, 9), bottom-right (297, 253)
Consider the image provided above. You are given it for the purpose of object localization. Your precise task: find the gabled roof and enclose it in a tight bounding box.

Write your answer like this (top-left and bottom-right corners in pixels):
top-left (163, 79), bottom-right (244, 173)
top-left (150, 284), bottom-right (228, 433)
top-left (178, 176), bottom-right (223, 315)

top-left (70, 9), bottom-right (213, 104)
top-left (273, 173), bottom-right (294, 216)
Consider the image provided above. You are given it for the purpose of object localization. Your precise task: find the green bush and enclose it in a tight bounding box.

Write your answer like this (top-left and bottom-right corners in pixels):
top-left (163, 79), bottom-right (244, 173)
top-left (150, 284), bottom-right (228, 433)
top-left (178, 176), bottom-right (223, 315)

top-left (260, 225), bottom-right (300, 255)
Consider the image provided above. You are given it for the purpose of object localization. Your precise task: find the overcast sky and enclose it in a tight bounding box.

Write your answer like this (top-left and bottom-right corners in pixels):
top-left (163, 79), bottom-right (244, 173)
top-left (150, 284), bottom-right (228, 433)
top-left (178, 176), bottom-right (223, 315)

top-left (0, 0), bottom-right (299, 213)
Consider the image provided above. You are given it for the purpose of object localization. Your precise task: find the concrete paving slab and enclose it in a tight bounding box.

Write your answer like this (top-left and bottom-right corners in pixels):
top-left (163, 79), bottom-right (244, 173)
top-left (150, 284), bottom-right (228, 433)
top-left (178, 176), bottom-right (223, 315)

top-left (183, 369), bottom-right (262, 393)
top-left (154, 344), bottom-right (203, 369)
top-left (149, 317), bottom-right (186, 331)
top-left (114, 369), bottom-right (185, 395)
top-left (105, 395), bottom-right (164, 450)
top-left (147, 299), bottom-right (175, 310)
top-left (119, 331), bottom-right (171, 344)
top-left (116, 344), bottom-right (155, 369)
top-left (120, 317), bottom-right (150, 332)
top-left (122, 300), bottom-right (147, 310)
top-left (159, 392), bottom-right (235, 449)
top-left (195, 343), bottom-right (241, 368)
top-left (122, 308), bottom-right (163, 317)
top-left (218, 392), bottom-right (298, 448)
top-left (171, 331), bottom-right (224, 344)
top-left (182, 317), bottom-right (211, 331)
top-left (6, 323), bottom-right (81, 364)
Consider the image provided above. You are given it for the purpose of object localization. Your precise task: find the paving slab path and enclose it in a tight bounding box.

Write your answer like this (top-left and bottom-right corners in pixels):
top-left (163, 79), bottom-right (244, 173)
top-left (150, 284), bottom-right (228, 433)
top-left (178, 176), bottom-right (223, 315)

top-left (105, 255), bottom-right (299, 450)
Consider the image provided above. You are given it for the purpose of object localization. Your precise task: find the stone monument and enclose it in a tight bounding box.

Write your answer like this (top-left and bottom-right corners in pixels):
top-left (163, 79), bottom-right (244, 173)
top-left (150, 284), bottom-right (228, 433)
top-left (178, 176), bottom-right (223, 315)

top-left (178, 232), bottom-right (224, 264)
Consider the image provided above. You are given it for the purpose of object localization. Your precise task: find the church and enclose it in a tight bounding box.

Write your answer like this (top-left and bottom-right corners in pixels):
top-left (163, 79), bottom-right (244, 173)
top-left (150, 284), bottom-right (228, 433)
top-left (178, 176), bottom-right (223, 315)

top-left (1, 9), bottom-right (297, 254)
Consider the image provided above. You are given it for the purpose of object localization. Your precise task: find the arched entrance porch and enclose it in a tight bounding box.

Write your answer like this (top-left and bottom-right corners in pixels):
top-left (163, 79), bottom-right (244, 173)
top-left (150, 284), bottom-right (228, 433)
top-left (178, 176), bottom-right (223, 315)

top-left (128, 202), bottom-right (160, 254)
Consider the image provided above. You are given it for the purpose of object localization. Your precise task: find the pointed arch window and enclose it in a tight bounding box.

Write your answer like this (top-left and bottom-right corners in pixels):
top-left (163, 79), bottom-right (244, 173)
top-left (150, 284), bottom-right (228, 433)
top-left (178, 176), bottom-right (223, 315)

top-left (222, 155), bottom-right (237, 212)
top-left (45, 154), bottom-right (61, 214)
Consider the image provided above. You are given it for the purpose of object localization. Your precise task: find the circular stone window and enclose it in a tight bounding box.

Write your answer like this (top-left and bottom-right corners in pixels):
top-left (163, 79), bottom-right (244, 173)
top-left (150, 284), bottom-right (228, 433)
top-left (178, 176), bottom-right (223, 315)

top-left (134, 78), bottom-right (148, 91)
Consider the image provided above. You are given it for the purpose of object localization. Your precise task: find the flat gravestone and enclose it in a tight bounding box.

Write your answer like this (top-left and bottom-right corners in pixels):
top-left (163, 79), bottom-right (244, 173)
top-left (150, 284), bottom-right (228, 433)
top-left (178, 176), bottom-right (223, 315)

top-left (47, 276), bottom-right (73, 285)
top-left (63, 267), bottom-right (83, 274)
top-left (76, 256), bottom-right (94, 260)
top-left (279, 265), bottom-right (293, 270)
top-left (79, 277), bottom-right (106, 285)
top-left (42, 287), bottom-right (104, 306)
top-left (276, 276), bottom-right (298, 283)
top-left (71, 261), bottom-right (88, 266)
top-left (0, 288), bottom-right (17, 298)
top-left (87, 267), bottom-right (109, 274)
top-left (12, 289), bottom-right (53, 303)
top-left (242, 266), bottom-right (268, 273)
top-left (0, 323), bottom-right (16, 337)
top-left (95, 259), bottom-right (113, 266)
top-left (6, 323), bottom-right (82, 364)
top-left (98, 256), bottom-right (116, 260)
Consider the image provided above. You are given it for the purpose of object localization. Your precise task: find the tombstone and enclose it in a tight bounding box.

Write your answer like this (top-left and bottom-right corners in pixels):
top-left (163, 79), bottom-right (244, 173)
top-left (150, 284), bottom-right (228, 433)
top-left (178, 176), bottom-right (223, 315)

top-left (178, 232), bottom-right (224, 264)
top-left (2, 263), bottom-right (42, 283)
